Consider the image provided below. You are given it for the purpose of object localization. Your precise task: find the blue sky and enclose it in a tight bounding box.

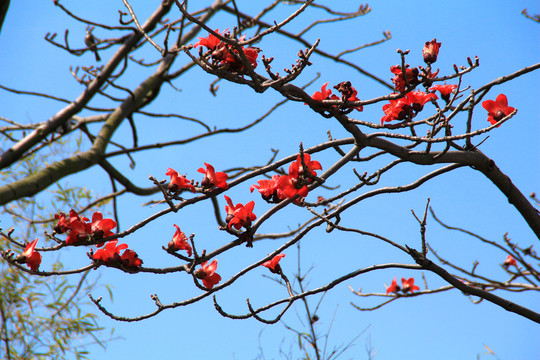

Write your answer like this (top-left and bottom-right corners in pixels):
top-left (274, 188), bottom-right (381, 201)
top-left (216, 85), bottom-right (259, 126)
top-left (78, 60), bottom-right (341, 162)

top-left (1, 1), bottom-right (539, 359)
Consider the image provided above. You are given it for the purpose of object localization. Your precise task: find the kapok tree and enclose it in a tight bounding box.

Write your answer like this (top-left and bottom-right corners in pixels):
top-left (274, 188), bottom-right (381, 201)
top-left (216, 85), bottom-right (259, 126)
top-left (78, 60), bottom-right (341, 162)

top-left (0, 1), bottom-right (539, 358)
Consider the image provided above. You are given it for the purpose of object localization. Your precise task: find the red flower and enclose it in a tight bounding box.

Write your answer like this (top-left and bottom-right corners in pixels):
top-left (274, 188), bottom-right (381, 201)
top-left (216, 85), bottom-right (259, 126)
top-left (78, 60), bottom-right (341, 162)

top-left (242, 47), bottom-right (260, 69)
top-left (193, 29), bottom-right (222, 50)
top-left (406, 91), bottom-right (438, 112)
top-left (194, 29), bottom-right (260, 72)
top-left (168, 224), bottom-right (192, 257)
top-left (224, 194), bottom-right (242, 221)
top-left (310, 82), bottom-right (362, 112)
top-left (429, 84), bottom-right (457, 102)
top-left (93, 240), bottom-right (127, 264)
top-left (16, 238), bottom-right (42, 271)
top-left (289, 153), bottom-right (322, 180)
top-left (121, 249), bottom-right (143, 268)
top-left (423, 39), bottom-right (441, 64)
top-left (65, 211), bottom-right (91, 245)
top-left (54, 212), bottom-right (70, 234)
top-left (482, 94), bottom-right (515, 126)
top-left (401, 277), bottom-right (420, 293)
top-left (390, 65), bottom-right (419, 92)
top-left (224, 195), bottom-right (256, 230)
top-left (250, 174), bottom-right (284, 202)
top-left (275, 153), bottom-right (323, 200)
top-left (262, 253), bottom-right (285, 274)
top-left (385, 277), bottom-right (400, 294)
top-left (90, 211), bottom-right (117, 242)
top-left (93, 241), bottom-right (142, 269)
top-left (198, 163), bottom-right (228, 190)
top-left (195, 260), bottom-right (222, 289)
top-left (63, 210), bottom-right (116, 246)
top-left (311, 82), bottom-right (333, 101)
top-left (381, 97), bottom-right (411, 124)
top-left (166, 168), bottom-right (195, 193)
top-left (334, 81), bottom-right (363, 111)
top-left (503, 255), bottom-right (518, 268)
top-left (277, 175), bottom-right (309, 200)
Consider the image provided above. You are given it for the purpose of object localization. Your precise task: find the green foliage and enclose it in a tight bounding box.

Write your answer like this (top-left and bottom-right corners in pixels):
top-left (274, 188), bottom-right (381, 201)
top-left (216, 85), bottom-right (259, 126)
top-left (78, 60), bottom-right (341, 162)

top-left (0, 261), bottom-right (113, 359)
top-left (0, 133), bottom-right (113, 359)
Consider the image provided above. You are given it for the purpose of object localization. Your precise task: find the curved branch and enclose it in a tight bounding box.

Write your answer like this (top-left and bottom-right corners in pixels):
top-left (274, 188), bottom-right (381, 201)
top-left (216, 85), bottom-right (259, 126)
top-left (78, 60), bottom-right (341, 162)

top-left (408, 248), bottom-right (540, 323)
top-left (0, 1), bottom-right (174, 170)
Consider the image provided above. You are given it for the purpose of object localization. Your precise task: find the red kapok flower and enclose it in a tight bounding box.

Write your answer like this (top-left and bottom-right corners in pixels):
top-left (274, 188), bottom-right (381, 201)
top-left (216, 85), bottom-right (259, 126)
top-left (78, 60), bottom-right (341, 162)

top-left (277, 175), bottom-right (309, 200)
top-left (401, 277), bottom-right (420, 293)
top-left (482, 94), bottom-right (516, 126)
top-left (93, 240), bottom-right (128, 264)
top-left (503, 255), bottom-right (518, 268)
top-left (242, 47), bottom-right (260, 69)
top-left (381, 97), bottom-right (411, 124)
top-left (16, 238), bottom-right (42, 271)
top-left (423, 39), bottom-right (441, 64)
top-left (310, 82), bottom-right (362, 112)
top-left (385, 277), bottom-right (400, 294)
top-left (166, 168), bottom-right (195, 193)
top-left (289, 153), bottom-right (322, 180)
top-left (250, 174), bottom-right (283, 202)
top-left (262, 253), bottom-right (285, 274)
top-left (198, 163), bottom-right (228, 190)
top-left (311, 82), bottom-right (333, 101)
top-left (168, 224), bottom-right (192, 257)
top-left (121, 249), bottom-right (143, 268)
top-left (390, 65), bottom-right (419, 92)
top-left (54, 212), bottom-right (70, 234)
top-left (195, 260), bottom-right (222, 289)
top-left (224, 195), bottom-right (256, 230)
top-left (194, 29), bottom-right (260, 73)
top-left (93, 240), bottom-right (142, 269)
top-left (429, 84), bottom-right (457, 102)
top-left (406, 91), bottom-right (438, 112)
top-left (90, 211), bottom-right (117, 243)
top-left (193, 29), bottom-right (222, 50)
top-left (65, 211), bottom-right (91, 245)
top-left (334, 81), bottom-right (363, 112)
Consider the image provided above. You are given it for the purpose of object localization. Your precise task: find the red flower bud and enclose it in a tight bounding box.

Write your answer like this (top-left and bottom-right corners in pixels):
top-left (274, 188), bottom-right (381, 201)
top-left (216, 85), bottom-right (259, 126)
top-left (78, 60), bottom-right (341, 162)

top-left (423, 39), bottom-right (441, 64)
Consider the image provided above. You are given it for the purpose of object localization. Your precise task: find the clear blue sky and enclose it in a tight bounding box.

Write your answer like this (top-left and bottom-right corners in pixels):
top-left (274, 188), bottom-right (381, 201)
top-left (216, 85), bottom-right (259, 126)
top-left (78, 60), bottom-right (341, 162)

top-left (1, 1), bottom-right (539, 359)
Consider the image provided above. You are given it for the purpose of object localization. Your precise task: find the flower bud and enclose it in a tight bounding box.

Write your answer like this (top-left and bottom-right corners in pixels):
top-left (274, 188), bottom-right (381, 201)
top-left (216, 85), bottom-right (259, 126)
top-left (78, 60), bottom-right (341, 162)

top-left (423, 39), bottom-right (441, 64)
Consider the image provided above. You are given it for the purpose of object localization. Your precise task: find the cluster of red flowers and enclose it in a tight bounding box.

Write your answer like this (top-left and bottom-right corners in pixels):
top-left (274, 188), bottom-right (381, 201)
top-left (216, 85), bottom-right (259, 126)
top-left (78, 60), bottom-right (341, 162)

top-left (385, 277), bottom-right (420, 295)
top-left (380, 39), bottom-right (516, 126)
top-left (391, 39), bottom-right (440, 93)
top-left (390, 65), bottom-right (420, 93)
top-left (92, 240), bottom-right (143, 269)
top-left (310, 81), bottom-right (363, 112)
top-left (12, 209), bottom-right (141, 272)
top-left (53, 209), bottom-right (143, 269)
top-left (250, 153), bottom-right (322, 203)
top-left (55, 209), bottom-right (117, 246)
top-left (166, 163), bottom-right (228, 195)
top-left (381, 91), bottom-right (438, 125)
top-left (194, 29), bottom-right (260, 73)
